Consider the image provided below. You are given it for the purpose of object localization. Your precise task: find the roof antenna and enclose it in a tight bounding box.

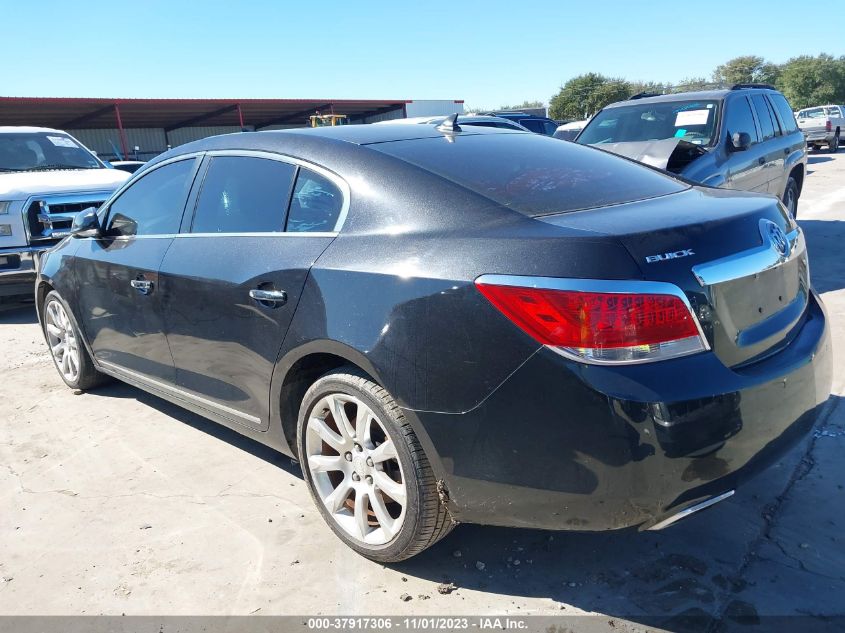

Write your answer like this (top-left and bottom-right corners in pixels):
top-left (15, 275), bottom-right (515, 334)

top-left (436, 113), bottom-right (462, 134)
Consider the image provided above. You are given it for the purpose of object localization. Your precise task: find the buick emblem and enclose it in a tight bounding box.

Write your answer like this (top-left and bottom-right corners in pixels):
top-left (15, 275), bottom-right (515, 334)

top-left (761, 220), bottom-right (789, 258)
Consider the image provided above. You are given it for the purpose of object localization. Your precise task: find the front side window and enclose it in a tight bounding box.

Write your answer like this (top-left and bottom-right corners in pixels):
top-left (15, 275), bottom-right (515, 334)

top-left (724, 97), bottom-right (759, 144)
top-left (752, 95), bottom-right (775, 140)
top-left (107, 159), bottom-right (195, 237)
top-left (0, 132), bottom-right (102, 172)
top-left (191, 156), bottom-right (296, 233)
top-left (286, 169), bottom-right (344, 232)
top-left (578, 100), bottom-right (720, 146)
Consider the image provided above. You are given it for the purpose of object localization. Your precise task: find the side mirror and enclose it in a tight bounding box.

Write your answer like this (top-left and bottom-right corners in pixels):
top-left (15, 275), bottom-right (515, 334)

top-left (71, 207), bottom-right (102, 238)
top-left (730, 132), bottom-right (751, 151)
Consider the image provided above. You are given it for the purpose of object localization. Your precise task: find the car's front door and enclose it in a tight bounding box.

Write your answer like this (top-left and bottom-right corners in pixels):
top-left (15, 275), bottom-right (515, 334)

top-left (722, 95), bottom-right (769, 193)
top-left (74, 156), bottom-right (200, 382)
top-left (158, 152), bottom-right (346, 431)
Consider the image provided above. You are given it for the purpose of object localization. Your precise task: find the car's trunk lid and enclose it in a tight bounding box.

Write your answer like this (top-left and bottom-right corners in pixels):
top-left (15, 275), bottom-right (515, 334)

top-left (538, 187), bottom-right (810, 367)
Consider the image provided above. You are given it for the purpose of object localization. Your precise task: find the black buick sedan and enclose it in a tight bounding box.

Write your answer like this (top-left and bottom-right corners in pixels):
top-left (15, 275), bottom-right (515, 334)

top-left (35, 121), bottom-right (832, 562)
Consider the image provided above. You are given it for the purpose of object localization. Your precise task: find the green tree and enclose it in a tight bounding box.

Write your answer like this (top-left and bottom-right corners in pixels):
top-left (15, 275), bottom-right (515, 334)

top-left (498, 100), bottom-right (544, 110)
top-left (675, 77), bottom-right (714, 91)
top-left (777, 54), bottom-right (845, 109)
top-left (712, 55), bottom-right (780, 86)
top-left (549, 73), bottom-right (630, 120)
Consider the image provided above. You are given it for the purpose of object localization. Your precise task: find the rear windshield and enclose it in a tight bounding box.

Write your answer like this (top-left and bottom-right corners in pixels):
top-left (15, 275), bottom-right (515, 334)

top-left (371, 132), bottom-right (686, 216)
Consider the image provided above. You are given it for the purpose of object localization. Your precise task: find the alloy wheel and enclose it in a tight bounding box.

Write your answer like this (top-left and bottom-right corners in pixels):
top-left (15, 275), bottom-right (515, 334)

top-left (305, 393), bottom-right (407, 545)
top-left (44, 299), bottom-right (81, 384)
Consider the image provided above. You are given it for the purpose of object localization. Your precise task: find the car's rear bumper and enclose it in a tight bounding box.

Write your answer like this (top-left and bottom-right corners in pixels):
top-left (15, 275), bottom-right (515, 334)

top-left (802, 131), bottom-right (831, 143)
top-left (0, 246), bottom-right (45, 300)
top-left (412, 289), bottom-right (832, 531)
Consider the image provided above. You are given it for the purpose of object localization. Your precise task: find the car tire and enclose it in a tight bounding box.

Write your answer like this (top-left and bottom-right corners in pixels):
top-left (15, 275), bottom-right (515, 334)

top-left (297, 367), bottom-right (454, 562)
top-left (42, 290), bottom-right (110, 391)
top-left (782, 176), bottom-right (799, 219)
top-left (829, 134), bottom-right (840, 153)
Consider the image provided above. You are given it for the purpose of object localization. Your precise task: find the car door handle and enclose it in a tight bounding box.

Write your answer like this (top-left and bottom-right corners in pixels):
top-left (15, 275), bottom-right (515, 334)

top-left (130, 279), bottom-right (154, 295)
top-left (249, 289), bottom-right (287, 306)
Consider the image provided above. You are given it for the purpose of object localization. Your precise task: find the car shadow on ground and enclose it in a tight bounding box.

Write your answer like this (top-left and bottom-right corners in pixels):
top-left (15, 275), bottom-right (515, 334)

top-left (802, 219), bottom-right (845, 294)
top-left (807, 156), bottom-right (834, 165)
top-left (0, 304), bottom-right (38, 324)
top-left (85, 379), bottom-right (302, 478)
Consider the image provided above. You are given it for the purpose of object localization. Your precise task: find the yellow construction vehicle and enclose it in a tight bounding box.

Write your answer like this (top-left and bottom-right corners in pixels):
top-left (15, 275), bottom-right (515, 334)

top-left (309, 113), bottom-right (348, 127)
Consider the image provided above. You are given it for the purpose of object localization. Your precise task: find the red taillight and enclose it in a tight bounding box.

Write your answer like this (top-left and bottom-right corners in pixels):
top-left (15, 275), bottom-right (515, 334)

top-left (476, 278), bottom-right (707, 364)
top-left (826, 120), bottom-right (832, 132)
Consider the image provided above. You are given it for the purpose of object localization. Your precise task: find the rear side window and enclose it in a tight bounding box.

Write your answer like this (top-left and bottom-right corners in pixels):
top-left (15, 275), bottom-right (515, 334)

top-left (724, 97), bottom-right (759, 144)
top-left (191, 156), bottom-right (296, 233)
top-left (107, 158), bottom-right (195, 237)
top-left (372, 133), bottom-right (686, 217)
top-left (286, 169), bottom-right (344, 232)
top-left (751, 95), bottom-right (775, 140)
top-left (771, 94), bottom-right (799, 133)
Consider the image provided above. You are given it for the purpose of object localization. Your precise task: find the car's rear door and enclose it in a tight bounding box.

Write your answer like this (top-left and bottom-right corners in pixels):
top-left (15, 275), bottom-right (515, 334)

top-left (74, 155), bottom-right (201, 382)
top-left (158, 151), bottom-right (346, 431)
top-left (749, 93), bottom-right (783, 193)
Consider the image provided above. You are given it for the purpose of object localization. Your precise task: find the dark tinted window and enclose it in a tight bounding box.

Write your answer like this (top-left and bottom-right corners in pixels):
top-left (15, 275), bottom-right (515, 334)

top-left (770, 94), bottom-right (799, 133)
top-left (521, 119), bottom-right (546, 134)
top-left (191, 156), bottom-right (296, 233)
top-left (108, 159), bottom-right (195, 236)
top-left (286, 169), bottom-right (344, 232)
top-left (765, 98), bottom-right (782, 136)
top-left (752, 95), bottom-right (775, 140)
top-left (724, 97), bottom-right (759, 143)
top-left (373, 133), bottom-right (687, 217)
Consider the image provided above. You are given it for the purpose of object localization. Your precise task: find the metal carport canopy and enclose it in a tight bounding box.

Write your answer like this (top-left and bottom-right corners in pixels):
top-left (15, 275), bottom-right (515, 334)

top-left (0, 97), bottom-right (410, 130)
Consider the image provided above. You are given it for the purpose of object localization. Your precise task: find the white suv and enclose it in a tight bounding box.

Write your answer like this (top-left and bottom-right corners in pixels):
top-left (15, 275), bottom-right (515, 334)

top-left (0, 127), bottom-right (129, 304)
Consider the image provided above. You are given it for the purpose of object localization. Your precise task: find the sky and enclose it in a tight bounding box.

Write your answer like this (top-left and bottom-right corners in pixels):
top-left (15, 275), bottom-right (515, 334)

top-left (2, 0), bottom-right (841, 108)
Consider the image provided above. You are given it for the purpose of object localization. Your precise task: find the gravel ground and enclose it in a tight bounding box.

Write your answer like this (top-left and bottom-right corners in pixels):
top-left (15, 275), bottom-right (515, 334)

top-left (1, 152), bottom-right (843, 631)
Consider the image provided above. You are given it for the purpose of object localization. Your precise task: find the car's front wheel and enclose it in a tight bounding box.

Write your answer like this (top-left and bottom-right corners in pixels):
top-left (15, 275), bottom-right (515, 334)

top-left (42, 290), bottom-right (109, 390)
top-left (297, 368), bottom-right (454, 562)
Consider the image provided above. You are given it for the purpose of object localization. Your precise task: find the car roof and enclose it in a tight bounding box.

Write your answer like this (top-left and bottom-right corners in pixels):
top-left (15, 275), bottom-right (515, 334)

top-left (602, 88), bottom-right (780, 108)
top-left (0, 126), bottom-right (66, 134)
top-left (271, 122), bottom-right (525, 145)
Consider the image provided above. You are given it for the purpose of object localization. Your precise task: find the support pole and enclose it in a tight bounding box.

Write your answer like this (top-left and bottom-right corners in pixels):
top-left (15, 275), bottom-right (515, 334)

top-left (113, 103), bottom-right (130, 159)
top-left (237, 103), bottom-right (245, 130)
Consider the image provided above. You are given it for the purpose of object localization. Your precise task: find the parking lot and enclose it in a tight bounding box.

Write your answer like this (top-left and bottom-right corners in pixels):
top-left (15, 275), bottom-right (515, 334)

top-left (1, 153), bottom-right (843, 630)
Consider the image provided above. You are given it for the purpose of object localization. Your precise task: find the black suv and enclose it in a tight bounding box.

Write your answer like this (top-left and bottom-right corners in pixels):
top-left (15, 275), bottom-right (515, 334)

top-left (576, 85), bottom-right (807, 217)
top-left (484, 111), bottom-right (559, 135)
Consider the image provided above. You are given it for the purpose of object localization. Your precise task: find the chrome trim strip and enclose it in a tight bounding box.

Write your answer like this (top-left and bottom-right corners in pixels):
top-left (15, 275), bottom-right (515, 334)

top-left (692, 224), bottom-right (803, 287)
top-left (204, 149), bottom-right (351, 233)
top-left (646, 490), bottom-right (735, 531)
top-left (475, 274), bottom-right (710, 348)
top-left (174, 231), bottom-right (338, 239)
top-left (97, 359), bottom-right (263, 428)
top-left (95, 232), bottom-right (339, 241)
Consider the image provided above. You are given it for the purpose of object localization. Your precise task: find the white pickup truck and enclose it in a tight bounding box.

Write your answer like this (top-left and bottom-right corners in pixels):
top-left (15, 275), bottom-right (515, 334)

top-left (0, 127), bottom-right (129, 305)
top-left (796, 104), bottom-right (844, 152)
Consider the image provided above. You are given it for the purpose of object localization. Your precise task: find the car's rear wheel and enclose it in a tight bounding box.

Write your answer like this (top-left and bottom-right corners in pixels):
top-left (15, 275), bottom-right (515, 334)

top-left (830, 134), bottom-right (840, 153)
top-left (297, 367), bottom-right (454, 562)
top-left (42, 291), bottom-right (109, 390)
top-left (782, 176), bottom-right (799, 219)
